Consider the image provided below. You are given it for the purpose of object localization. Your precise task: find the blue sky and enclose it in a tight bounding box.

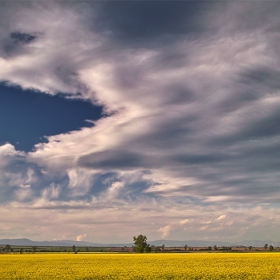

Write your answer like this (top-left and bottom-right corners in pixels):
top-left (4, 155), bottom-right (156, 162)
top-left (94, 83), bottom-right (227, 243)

top-left (0, 1), bottom-right (280, 243)
top-left (0, 82), bottom-right (102, 151)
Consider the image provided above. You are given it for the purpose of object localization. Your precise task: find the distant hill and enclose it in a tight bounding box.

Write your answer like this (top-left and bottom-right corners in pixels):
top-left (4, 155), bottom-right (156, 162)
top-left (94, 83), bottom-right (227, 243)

top-left (150, 240), bottom-right (232, 247)
top-left (0, 238), bottom-right (279, 247)
top-left (0, 238), bottom-right (71, 246)
top-left (0, 238), bottom-right (134, 247)
top-left (149, 239), bottom-right (280, 247)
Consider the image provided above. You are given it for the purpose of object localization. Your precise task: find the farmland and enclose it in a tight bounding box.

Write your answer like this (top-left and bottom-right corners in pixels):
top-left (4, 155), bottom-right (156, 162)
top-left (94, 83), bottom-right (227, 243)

top-left (0, 253), bottom-right (280, 279)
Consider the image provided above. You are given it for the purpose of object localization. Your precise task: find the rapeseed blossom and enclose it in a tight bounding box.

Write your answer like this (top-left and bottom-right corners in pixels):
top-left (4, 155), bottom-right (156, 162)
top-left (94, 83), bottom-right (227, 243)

top-left (0, 253), bottom-right (279, 279)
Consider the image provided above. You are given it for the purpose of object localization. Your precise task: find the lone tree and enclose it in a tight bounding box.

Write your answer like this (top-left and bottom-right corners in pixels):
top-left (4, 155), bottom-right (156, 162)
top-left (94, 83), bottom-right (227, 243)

top-left (32, 246), bottom-right (37, 254)
top-left (133, 234), bottom-right (150, 253)
top-left (264, 244), bottom-right (268, 251)
top-left (269, 245), bottom-right (274, 251)
top-left (5, 244), bottom-right (11, 253)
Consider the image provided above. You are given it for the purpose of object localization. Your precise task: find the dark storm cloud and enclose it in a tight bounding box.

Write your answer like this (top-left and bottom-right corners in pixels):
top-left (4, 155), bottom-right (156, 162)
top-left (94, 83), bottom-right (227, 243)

top-left (93, 2), bottom-right (211, 47)
top-left (215, 68), bottom-right (280, 115)
top-left (241, 110), bottom-right (280, 140)
top-left (209, 110), bottom-right (280, 146)
top-left (2, 32), bottom-right (37, 58)
top-left (79, 150), bottom-right (164, 171)
top-left (240, 67), bottom-right (280, 90)
top-left (173, 153), bottom-right (229, 165)
top-left (10, 32), bottom-right (36, 44)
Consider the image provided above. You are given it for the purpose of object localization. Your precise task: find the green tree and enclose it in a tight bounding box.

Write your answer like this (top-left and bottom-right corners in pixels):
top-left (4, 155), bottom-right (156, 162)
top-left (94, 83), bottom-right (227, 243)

top-left (5, 244), bottom-right (11, 253)
top-left (269, 245), bottom-right (274, 251)
top-left (133, 234), bottom-right (149, 253)
top-left (32, 246), bottom-right (37, 253)
top-left (162, 244), bottom-right (165, 251)
top-left (248, 246), bottom-right (252, 251)
top-left (214, 245), bottom-right (218, 251)
top-left (184, 244), bottom-right (188, 251)
top-left (145, 244), bottom-right (151, 253)
top-left (264, 244), bottom-right (268, 250)
top-left (72, 245), bottom-right (76, 253)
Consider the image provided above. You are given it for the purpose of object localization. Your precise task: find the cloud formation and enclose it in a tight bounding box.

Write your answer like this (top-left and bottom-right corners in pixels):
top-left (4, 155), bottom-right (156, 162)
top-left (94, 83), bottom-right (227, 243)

top-left (0, 1), bottom-right (280, 242)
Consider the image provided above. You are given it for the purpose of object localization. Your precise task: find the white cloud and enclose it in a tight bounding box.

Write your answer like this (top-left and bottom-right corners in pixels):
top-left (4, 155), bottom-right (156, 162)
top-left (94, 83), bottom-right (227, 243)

top-left (15, 187), bottom-right (32, 202)
top-left (76, 234), bottom-right (87, 242)
top-left (0, 143), bottom-right (24, 165)
top-left (67, 168), bottom-right (94, 196)
top-left (217, 215), bottom-right (226, 220)
top-left (41, 183), bottom-right (61, 200)
top-left (158, 226), bottom-right (171, 239)
top-left (106, 182), bottom-right (125, 199)
top-left (0, 144), bottom-right (34, 199)
top-left (0, 2), bottom-right (101, 95)
top-left (179, 219), bottom-right (189, 225)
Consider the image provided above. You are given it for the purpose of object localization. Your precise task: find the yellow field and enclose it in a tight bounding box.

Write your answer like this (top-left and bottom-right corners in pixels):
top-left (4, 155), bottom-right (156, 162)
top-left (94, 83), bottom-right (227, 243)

top-left (0, 253), bottom-right (280, 279)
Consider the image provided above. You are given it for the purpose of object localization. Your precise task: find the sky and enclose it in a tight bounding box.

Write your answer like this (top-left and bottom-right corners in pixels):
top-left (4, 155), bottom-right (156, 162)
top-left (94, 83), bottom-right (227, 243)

top-left (0, 1), bottom-right (280, 244)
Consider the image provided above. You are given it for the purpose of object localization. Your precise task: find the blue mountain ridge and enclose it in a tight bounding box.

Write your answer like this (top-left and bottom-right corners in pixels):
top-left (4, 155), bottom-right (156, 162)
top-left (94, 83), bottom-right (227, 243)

top-left (0, 238), bottom-right (278, 247)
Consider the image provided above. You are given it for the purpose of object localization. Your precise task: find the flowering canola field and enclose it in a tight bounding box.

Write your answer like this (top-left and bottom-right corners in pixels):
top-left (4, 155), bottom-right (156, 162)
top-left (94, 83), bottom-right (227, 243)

top-left (0, 253), bottom-right (280, 279)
